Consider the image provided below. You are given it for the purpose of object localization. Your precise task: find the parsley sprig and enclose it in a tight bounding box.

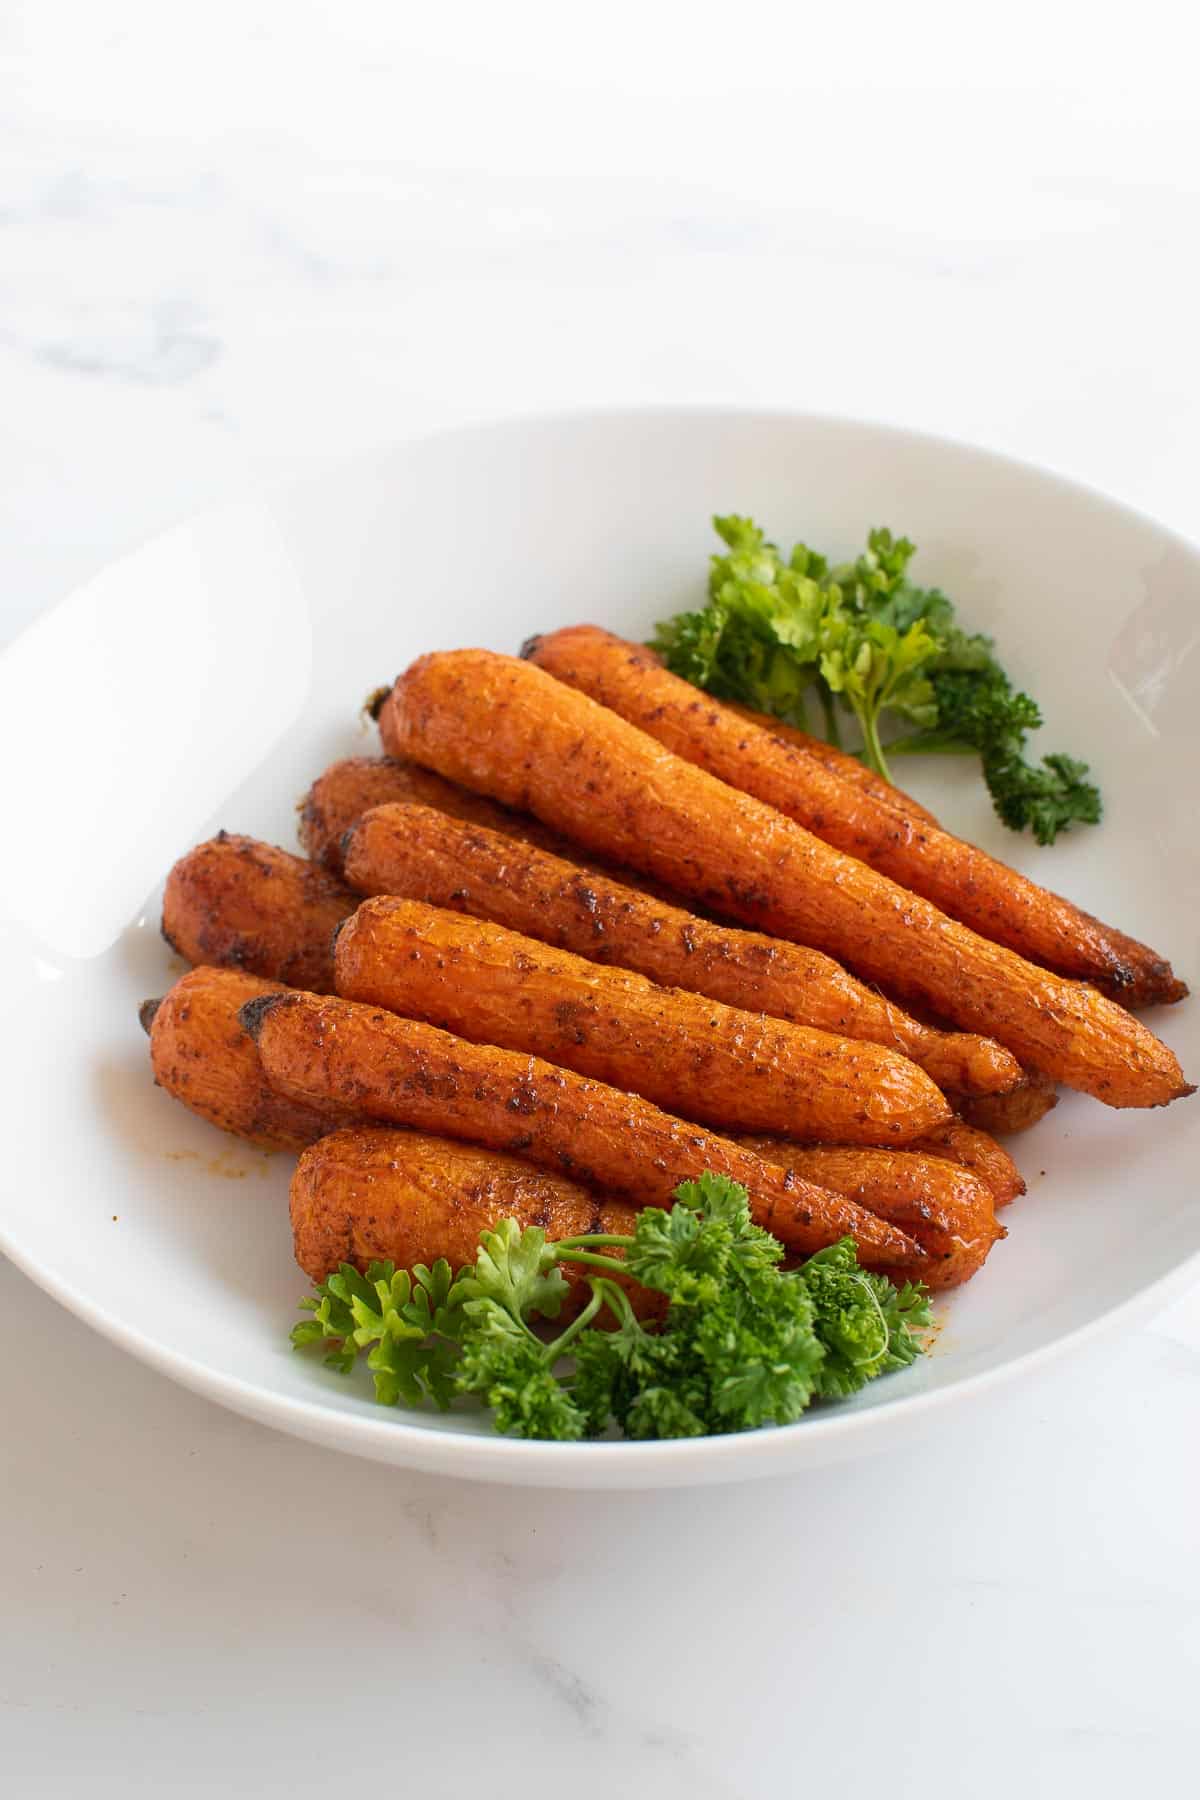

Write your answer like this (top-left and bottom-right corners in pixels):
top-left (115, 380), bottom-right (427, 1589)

top-left (292, 1174), bottom-right (930, 1441)
top-left (651, 516), bottom-right (1101, 845)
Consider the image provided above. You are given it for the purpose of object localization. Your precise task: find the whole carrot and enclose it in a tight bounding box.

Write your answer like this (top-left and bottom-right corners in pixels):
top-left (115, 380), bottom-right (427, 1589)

top-left (378, 649), bottom-right (1193, 1109)
top-left (736, 1138), bottom-right (1003, 1285)
top-left (525, 626), bottom-right (1185, 1008)
top-left (163, 833), bottom-right (356, 992)
top-left (333, 894), bottom-right (953, 1144)
top-left (743, 1121), bottom-right (1026, 1207)
top-left (299, 752), bottom-right (672, 900)
top-left (341, 800), bottom-right (1022, 1099)
top-left (291, 1126), bottom-right (656, 1317)
top-left (298, 754), bottom-right (581, 872)
top-left (240, 989), bottom-right (930, 1276)
top-left (141, 966), bottom-right (357, 1149)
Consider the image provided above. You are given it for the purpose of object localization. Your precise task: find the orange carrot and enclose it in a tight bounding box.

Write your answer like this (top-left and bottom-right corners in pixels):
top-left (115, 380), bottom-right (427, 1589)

top-left (242, 988), bottom-right (932, 1275)
top-left (378, 649), bottom-right (1192, 1109)
top-left (525, 626), bottom-right (1185, 1007)
top-left (341, 799), bottom-right (1021, 1099)
top-left (737, 1138), bottom-right (1003, 1286)
top-left (334, 893), bottom-right (953, 1144)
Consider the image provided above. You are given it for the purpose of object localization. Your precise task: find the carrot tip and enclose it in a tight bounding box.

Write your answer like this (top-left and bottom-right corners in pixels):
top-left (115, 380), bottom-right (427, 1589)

top-left (238, 993), bottom-right (288, 1040)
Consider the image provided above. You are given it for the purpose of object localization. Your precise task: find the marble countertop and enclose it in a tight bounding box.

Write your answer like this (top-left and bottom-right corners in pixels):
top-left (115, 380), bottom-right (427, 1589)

top-left (3, 8), bottom-right (1199, 1795)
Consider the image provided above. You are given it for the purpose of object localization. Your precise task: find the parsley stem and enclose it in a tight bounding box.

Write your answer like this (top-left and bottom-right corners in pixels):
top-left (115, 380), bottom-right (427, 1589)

top-left (857, 704), bottom-right (893, 783)
top-left (543, 1286), bottom-right (606, 1359)
top-left (819, 685), bottom-right (842, 748)
top-left (552, 1234), bottom-right (635, 1252)
top-left (884, 736), bottom-right (976, 757)
top-left (587, 1277), bottom-right (639, 1330)
top-left (551, 1248), bottom-right (633, 1277)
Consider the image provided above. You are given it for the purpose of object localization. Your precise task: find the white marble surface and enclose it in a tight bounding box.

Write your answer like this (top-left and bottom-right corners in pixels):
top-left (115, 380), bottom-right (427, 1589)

top-left (3, 7), bottom-right (1200, 1794)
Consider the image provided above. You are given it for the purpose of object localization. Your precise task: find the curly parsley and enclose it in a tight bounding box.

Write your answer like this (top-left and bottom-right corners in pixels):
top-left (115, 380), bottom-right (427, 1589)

top-left (291, 1174), bottom-right (931, 1441)
top-left (651, 516), bottom-right (1101, 845)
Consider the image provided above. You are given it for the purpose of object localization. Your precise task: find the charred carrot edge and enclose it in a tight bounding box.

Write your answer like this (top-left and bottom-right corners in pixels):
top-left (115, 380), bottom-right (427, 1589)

top-left (162, 833), bottom-right (356, 993)
top-left (333, 893), bottom-right (953, 1145)
top-left (290, 1125), bottom-right (657, 1317)
top-left (955, 1070), bottom-right (1059, 1137)
top-left (341, 800), bottom-right (1022, 1100)
top-left (241, 988), bottom-right (930, 1276)
top-left (737, 1138), bottom-right (1003, 1287)
top-left (142, 966), bottom-right (356, 1149)
top-left (378, 650), bottom-right (1192, 1109)
top-left (524, 626), bottom-right (1186, 1008)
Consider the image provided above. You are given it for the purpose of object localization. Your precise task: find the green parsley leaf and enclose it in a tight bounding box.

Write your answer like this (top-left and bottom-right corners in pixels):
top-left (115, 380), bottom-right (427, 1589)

top-left (623, 1383), bottom-right (709, 1440)
top-left (291, 1258), bottom-right (469, 1406)
top-left (455, 1316), bottom-right (587, 1441)
top-left (798, 1240), bottom-right (931, 1399)
top-left (291, 1177), bottom-right (932, 1442)
top-left (696, 1276), bottom-right (825, 1428)
top-left (818, 611), bottom-right (941, 776)
top-left (454, 1218), bottom-right (571, 1323)
top-left (652, 515), bottom-right (1102, 844)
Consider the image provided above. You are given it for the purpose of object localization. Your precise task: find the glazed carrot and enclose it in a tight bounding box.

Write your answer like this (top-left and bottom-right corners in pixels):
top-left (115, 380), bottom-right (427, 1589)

top-left (333, 894), bottom-right (953, 1144)
top-left (162, 833), bottom-right (355, 993)
top-left (297, 752), bottom-right (674, 907)
top-left (908, 1120), bottom-right (1025, 1206)
top-left (140, 967), bottom-right (356, 1149)
top-left (241, 989), bottom-right (929, 1275)
top-left (341, 801), bottom-right (1021, 1099)
top-left (525, 626), bottom-right (1186, 1008)
top-left (737, 1138), bottom-right (1003, 1286)
top-left (956, 1069), bottom-right (1059, 1136)
top-left (378, 649), bottom-right (1192, 1109)
top-left (290, 1126), bottom-right (656, 1317)
top-left (144, 975), bottom-right (655, 1308)
top-left (298, 755), bottom-right (580, 872)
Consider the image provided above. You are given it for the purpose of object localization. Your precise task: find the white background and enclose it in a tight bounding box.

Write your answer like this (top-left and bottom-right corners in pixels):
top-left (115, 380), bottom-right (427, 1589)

top-left (3, 5), bottom-right (1199, 1793)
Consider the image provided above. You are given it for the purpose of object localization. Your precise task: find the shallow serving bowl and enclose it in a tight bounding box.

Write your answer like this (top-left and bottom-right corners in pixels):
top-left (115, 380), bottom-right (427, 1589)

top-left (1, 408), bottom-right (1197, 1487)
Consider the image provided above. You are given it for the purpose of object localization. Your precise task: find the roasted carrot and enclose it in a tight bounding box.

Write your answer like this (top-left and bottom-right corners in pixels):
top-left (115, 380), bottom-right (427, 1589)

top-left (737, 1138), bottom-right (1003, 1286)
top-left (378, 650), bottom-right (1192, 1109)
top-left (290, 1126), bottom-right (656, 1317)
top-left (955, 1069), bottom-right (1059, 1136)
top-left (333, 894), bottom-right (953, 1144)
top-left (908, 1120), bottom-right (1025, 1206)
top-left (298, 751), bottom-right (674, 907)
top-left (141, 967), bottom-right (356, 1149)
top-left (162, 833), bottom-right (355, 993)
top-left (298, 755), bottom-right (580, 872)
top-left (525, 626), bottom-right (1186, 1008)
top-left (341, 801), bottom-right (1021, 1099)
top-left (240, 989), bottom-right (932, 1276)
top-left (720, 698), bottom-right (937, 827)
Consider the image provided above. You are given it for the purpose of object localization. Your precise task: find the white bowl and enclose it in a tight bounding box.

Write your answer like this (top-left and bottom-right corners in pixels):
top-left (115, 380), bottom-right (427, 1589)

top-left (1, 408), bottom-right (1197, 1488)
